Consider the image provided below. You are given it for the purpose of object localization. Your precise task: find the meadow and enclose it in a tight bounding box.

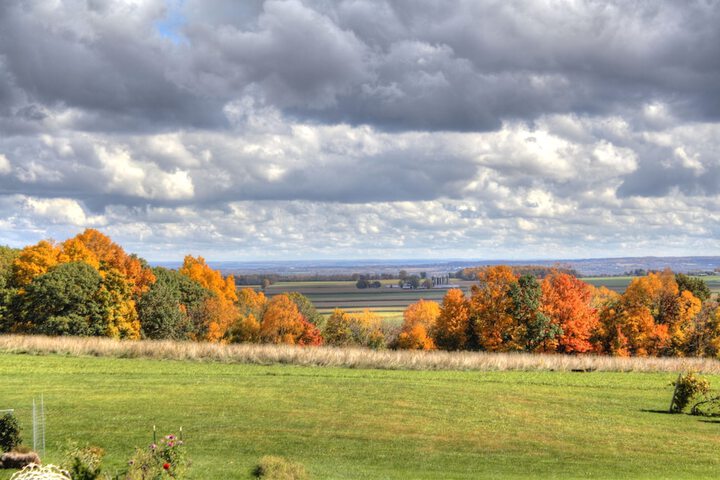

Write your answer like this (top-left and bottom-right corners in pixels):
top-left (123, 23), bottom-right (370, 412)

top-left (1, 338), bottom-right (720, 479)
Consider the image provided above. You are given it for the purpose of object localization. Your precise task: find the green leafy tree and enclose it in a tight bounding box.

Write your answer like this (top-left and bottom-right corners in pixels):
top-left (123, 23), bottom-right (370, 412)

top-left (0, 412), bottom-right (21, 452)
top-left (0, 246), bottom-right (20, 331)
top-left (676, 274), bottom-right (711, 302)
top-left (508, 275), bottom-right (562, 352)
top-left (138, 267), bottom-right (211, 340)
top-left (20, 262), bottom-right (107, 336)
top-left (138, 281), bottom-right (188, 340)
top-left (287, 292), bottom-right (323, 327)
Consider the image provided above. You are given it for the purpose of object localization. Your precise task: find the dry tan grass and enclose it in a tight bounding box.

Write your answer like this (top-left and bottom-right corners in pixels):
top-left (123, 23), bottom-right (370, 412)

top-left (1, 334), bottom-right (719, 373)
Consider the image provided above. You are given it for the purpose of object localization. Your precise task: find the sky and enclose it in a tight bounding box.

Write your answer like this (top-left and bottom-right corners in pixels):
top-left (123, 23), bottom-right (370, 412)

top-left (0, 0), bottom-right (719, 261)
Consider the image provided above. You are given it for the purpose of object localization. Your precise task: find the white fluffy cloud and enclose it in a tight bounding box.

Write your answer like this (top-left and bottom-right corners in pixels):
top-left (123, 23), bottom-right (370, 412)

top-left (0, 1), bottom-right (719, 259)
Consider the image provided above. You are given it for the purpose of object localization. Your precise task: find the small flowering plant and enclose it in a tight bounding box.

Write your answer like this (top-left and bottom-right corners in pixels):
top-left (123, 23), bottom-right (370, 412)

top-left (125, 432), bottom-right (189, 480)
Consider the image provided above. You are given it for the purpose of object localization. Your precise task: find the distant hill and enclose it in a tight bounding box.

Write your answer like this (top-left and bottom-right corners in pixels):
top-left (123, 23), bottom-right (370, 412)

top-left (152, 256), bottom-right (720, 278)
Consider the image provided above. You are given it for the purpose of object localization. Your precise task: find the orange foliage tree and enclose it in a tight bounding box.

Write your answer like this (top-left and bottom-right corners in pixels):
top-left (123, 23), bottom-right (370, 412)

top-left (468, 266), bottom-right (520, 351)
top-left (179, 255), bottom-right (238, 342)
top-left (73, 229), bottom-right (155, 296)
top-left (396, 299), bottom-right (440, 350)
top-left (596, 270), bottom-right (701, 356)
top-left (259, 293), bottom-right (321, 345)
top-left (229, 288), bottom-right (268, 343)
top-left (433, 288), bottom-right (470, 350)
top-left (540, 271), bottom-right (599, 353)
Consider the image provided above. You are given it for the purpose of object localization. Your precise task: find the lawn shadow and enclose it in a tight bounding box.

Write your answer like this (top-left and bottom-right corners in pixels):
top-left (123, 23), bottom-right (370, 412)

top-left (640, 409), bottom-right (674, 415)
top-left (698, 419), bottom-right (720, 424)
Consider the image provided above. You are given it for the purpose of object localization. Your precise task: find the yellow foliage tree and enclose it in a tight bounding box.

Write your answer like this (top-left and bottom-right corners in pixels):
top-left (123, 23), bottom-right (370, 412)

top-left (12, 240), bottom-right (67, 287)
top-left (229, 288), bottom-right (267, 343)
top-left (100, 269), bottom-right (141, 339)
top-left (259, 293), bottom-right (306, 344)
top-left (433, 288), bottom-right (470, 350)
top-left (61, 238), bottom-right (100, 270)
top-left (179, 255), bottom-right (239, 342)
top-left (597, 270), bottom-right (701, 356)
top-left (397, 299), bottom-right (440, 350)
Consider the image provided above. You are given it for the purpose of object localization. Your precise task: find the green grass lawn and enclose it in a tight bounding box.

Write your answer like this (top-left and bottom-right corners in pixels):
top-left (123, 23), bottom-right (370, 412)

top-left (2, 353), bottom-right (719, 479)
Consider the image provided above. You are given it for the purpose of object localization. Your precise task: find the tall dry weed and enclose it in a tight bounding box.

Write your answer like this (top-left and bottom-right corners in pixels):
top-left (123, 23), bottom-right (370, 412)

top-left (0, 335), bottom-right (719, 373)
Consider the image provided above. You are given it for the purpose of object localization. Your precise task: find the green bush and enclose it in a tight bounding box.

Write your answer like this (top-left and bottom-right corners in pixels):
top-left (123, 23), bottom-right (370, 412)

top-left (253, 456), bottom-right (309, 480)
top-left (62, 443), bottom-right (106, 480)
top-left (0, 412), bottom-right (21, 452)
top-left (670, 372), bottom-right (710, 413)
top-left (690, 397), bottom-right (720, 417)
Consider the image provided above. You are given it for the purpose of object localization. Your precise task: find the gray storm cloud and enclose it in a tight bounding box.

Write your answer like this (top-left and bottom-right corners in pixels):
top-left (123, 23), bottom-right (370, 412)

top-left (0, 0), bottom-right (719, 259)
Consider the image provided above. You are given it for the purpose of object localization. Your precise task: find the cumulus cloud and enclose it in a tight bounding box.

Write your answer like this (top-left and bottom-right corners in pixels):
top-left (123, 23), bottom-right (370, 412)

top-left (0, 0), bottom-right (719, 259)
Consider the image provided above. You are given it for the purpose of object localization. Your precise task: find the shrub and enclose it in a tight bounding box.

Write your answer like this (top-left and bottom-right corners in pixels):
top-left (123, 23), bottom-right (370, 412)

top-left (0, 413), bottom-right (21, 452)
top-left (670, 372), bottom-right (710, 413)
top-left (125, 433), bottom-right (189, 480)
top-left (62, 443), bottom-right (105, 480)
top-left (253, 456), bottom-right (308, 480)
top-left (690, 397), bottom-right (720, 417)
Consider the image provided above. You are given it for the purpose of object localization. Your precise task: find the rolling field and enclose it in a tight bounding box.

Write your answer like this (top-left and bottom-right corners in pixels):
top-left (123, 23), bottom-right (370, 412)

top-left (264, 281), bottom-right (474, 324)
top-left (1, 351), bottom-right (719, 479)
top-left (582, 275), bottom-right (720, 294)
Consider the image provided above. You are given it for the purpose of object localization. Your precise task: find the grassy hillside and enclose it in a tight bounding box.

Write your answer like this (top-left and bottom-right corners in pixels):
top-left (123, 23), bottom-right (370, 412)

top-left (1, 351), bottom-right (719, 479)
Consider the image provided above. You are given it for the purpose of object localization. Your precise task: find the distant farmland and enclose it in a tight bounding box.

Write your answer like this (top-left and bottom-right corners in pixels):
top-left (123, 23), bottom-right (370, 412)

top-left (261, 275), bottom-right (720, 323)
top-left (264, 280), bottom-right (475, 324)
top-left (582, 275), bottom-right (720, 294)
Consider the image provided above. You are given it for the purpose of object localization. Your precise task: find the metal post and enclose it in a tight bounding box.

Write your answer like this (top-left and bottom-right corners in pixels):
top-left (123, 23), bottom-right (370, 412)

top-left (41, 394), bottom-right (46, 457)
top-left (32, 398), bottom-right (37, 452)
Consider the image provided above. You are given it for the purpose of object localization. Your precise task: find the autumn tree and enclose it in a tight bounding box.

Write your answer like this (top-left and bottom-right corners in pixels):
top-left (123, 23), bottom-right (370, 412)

top-left (287, 292), bottom-right (323, 327)
top-left (100, 269), bottom-right (141, 339)
top-left (323, 308), bottom-right (354, 347)
top-left (433, 288), bottom-right (470, 351)
top-left (683, 300), bottom-right (720, 357)
top-left (468, 266), bottom-right (520, 351)
top-left (596, 270), bottom-right (701, 356)
top-left (228, 288), bottom-right (267, 343)
top-left (179, 255), bottom-right (238, 341)
top-left (396, 299), bottom-right (440, 350)
top-left (73, 229), bottom-right (155, 296)
top-left (540, 271), bottom-right (597, 353)
top-left (510, 275), bottom-right (561, 352)
top-left (12, 240), bottom-right (67, 287)
top-left (347, 309), bottom-right (385, 348)
top-left (259, 293), bottom-right (319, 345)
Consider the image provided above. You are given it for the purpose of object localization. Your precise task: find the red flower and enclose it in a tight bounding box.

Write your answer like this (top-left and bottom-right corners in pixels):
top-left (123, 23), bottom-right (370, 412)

top-left (163, 463), bottom-right (170, 470)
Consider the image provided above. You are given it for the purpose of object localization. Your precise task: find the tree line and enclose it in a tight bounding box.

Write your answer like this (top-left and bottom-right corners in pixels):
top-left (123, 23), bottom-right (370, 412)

top-left (1, 230), bottom-right (718, 357)
top-left (393, 266), bottom-right (718, 356)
